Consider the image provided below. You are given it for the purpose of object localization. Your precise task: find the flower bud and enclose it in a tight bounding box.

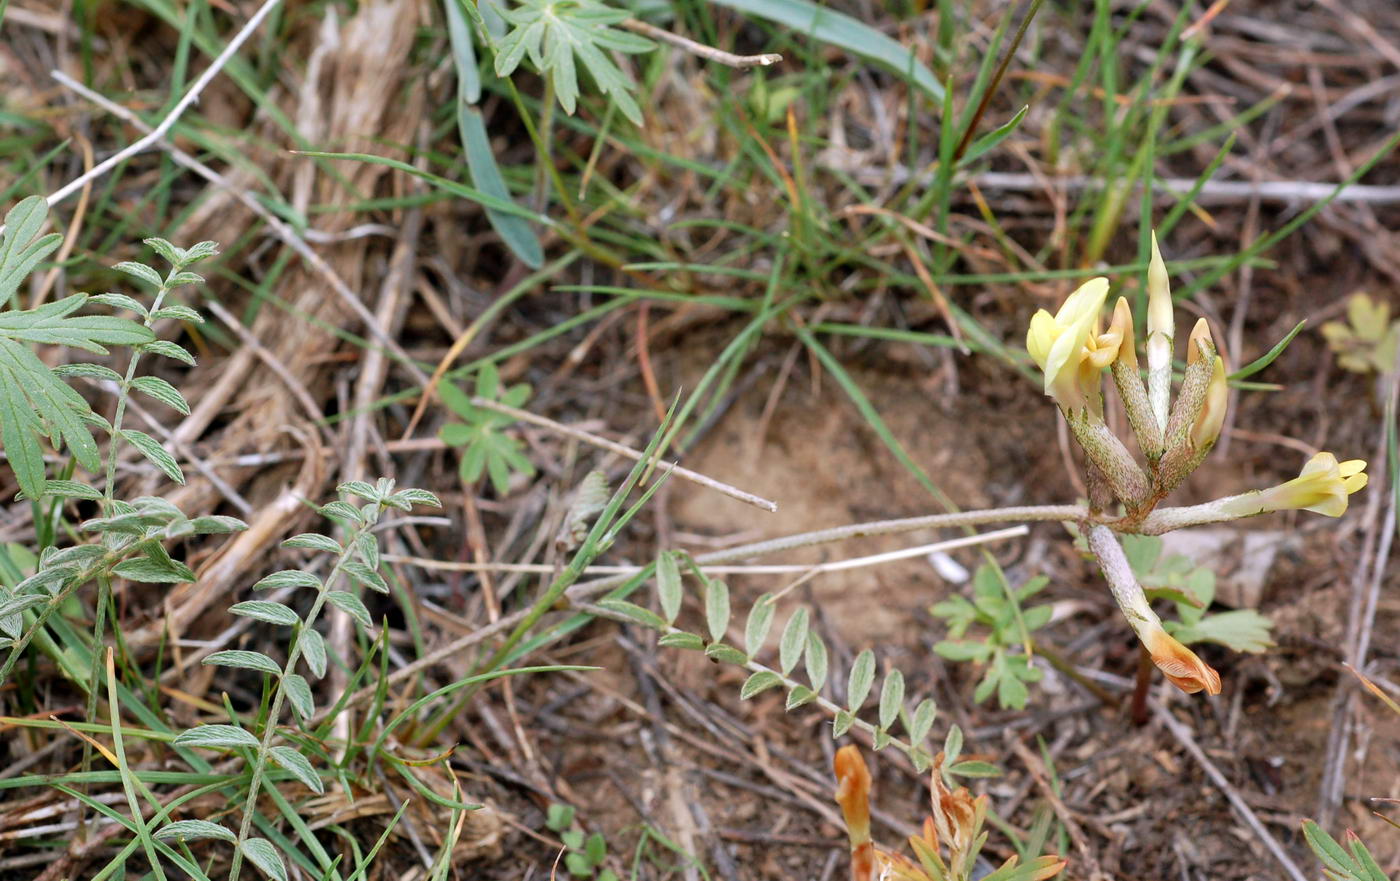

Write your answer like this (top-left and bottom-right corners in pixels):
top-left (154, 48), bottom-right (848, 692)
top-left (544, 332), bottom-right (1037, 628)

top-left (1186, 319), bottom-right (1228, 452)
top-left (1142, 626), bottom-right (1223, 695)
top-left (1146, 232), bottom-right (1174, 429)
top-left (834, 746), bottom-right (874, 881)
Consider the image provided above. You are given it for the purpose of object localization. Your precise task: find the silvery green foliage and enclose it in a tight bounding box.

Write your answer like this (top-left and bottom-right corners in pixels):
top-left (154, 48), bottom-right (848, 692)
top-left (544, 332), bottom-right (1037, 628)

top-left (0, 220), bottom-right (244, 672)
top-left (165, 479), bottom-right (441, 880)
top-left (607, 549), bottom-right (959, 775)
top-left (492, 0), bottom-right (654, 125)
top-left (0, 198), bottom-right (215, 499)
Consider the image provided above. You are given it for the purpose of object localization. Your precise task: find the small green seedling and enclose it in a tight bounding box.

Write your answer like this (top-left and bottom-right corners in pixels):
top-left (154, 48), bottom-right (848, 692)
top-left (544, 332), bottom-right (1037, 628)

top-left (545, 803), bottom-right (618, 881)
top-left (438, 363), bottom-right (536, 495)
top-left (931, 563), bottom-right (1051, 710)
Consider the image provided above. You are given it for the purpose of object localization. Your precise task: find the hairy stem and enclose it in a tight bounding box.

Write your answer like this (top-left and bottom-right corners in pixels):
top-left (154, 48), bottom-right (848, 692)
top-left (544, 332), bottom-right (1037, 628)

top-left (226, 511), bottom-right (376, 881)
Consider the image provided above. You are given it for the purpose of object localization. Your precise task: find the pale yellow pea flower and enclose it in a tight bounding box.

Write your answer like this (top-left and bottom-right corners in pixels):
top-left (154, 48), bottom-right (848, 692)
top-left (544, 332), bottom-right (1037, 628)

top-left (1223, 452), bottom-right (1368, 518)
top-left (1026, 278), bottom-right (1111, 411)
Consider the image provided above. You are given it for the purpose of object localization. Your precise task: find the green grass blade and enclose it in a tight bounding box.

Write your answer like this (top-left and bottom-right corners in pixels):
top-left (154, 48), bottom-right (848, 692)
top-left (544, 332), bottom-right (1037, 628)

top-left (710, 0), bottom-right (943, 101)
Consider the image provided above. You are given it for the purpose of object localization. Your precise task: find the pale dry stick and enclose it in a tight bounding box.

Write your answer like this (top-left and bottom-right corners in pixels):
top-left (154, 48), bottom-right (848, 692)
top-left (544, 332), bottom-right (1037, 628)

top-left (119, 393), bottom-right (255, 516)
top-left (383, 528), bottom-right (1028, 577)
top-left (471, 396), bottom-right (779, 512)
top-left (50, 71), bottom-right (432, 386)
top-left (33, 0), bottom-right (286, 216)
top-left (34, 134), bottom-right (94, 306)
top-left (1152, 703), bottom-right (1310, 881)
top-left (333, 196), bottom-right (424, 755)
top-left (1006, 737), bottom-right (1104, 881)
top-left (325, 506), bottom-right (1081, 717)
top-left (620, 18), bottom-right (781, 68)
top-left (841, 168), bottom-right (1400, 205)
top-left (203, 298), bottom-right (330, 432)
top-left (1319, 361), bottom-right (1400, 828)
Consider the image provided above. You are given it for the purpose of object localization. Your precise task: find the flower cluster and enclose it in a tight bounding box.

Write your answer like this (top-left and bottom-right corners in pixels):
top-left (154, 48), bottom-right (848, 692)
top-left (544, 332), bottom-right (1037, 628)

top-left (1028, 233), bottom-right (1367, 696)
top-left (834, 746), bottom-right (1065, 881)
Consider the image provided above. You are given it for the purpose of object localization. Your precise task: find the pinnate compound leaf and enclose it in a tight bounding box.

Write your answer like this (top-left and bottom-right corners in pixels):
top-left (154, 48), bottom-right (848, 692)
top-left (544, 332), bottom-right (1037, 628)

top-left (155, 819), bottom-right (236, 844)
top-left (130, 376), bottom-right (190, 414)
top-left (878, 669), bottom-right (905, 730)
top-left (745, 594), bottom-right (776, 657)
top-left (113, 261), bottom-right (163, 289)
top-left (847, 649), bottom-right (875, 712)
top-left (281, 533), bottom-right (342, 553)
top-left (269, 745), bottom-right (324, 793)
top-left (121, 428), bottom-right (184, 484)
top-left (300, 627), bottom-right (327, 678)
top-left (204, 650), bottom-right (281, 675)
top-left (779, 607), bottom-right (808, 675)
top-left (0, 197), bottom-right (63, 307)
top-left (740, 670), bottom-right (782, 699)
top-left (254, 570), bottom-right (322, 591)
top-left (704, 578), bottom-right (730, 643)
top-left (343, 560), bottom-right (389, 594)
top-left (240, 838), bottom-right (288, 881)
top-left (655, 551), bottom-right (682, 624)
top-left (139, 339), bottom-right (196, 365)
top-left (229, 601), bottom-right (301, 626)
top-left (174, 724), bottom-right (259, 750)
top-left (113, 554), bottom-right (195, 583)
top-left (283, 673), bottom-right (314, 720)
top-left (326, 590), bottom-right (372, 627)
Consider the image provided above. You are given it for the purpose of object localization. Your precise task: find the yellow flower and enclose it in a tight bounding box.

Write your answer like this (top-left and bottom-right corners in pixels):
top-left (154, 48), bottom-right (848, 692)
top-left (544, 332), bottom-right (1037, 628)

top-left (1186, 318), bottom-right (1228, 451)
top-left (1142, 624), bottom-right (1222, 695)
top-left (1027, 278), bottom-right (1110, 410)
top-left (1227, 452), bottom-right (1368, 518)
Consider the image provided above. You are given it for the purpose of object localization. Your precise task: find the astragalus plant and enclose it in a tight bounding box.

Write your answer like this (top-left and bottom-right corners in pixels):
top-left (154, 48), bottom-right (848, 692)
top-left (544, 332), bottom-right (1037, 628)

top-left (1027, 233), bottom-right (1367, 694)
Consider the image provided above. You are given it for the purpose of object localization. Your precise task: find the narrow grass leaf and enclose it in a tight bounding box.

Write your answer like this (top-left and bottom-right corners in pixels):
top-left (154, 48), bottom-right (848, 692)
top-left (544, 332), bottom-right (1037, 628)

top-left (1228, 320), bottom-right (1306, 381)
top-left (459, 108), bottom-right (543, 268)
top-left (711, 0), bottom-right (943, 101)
